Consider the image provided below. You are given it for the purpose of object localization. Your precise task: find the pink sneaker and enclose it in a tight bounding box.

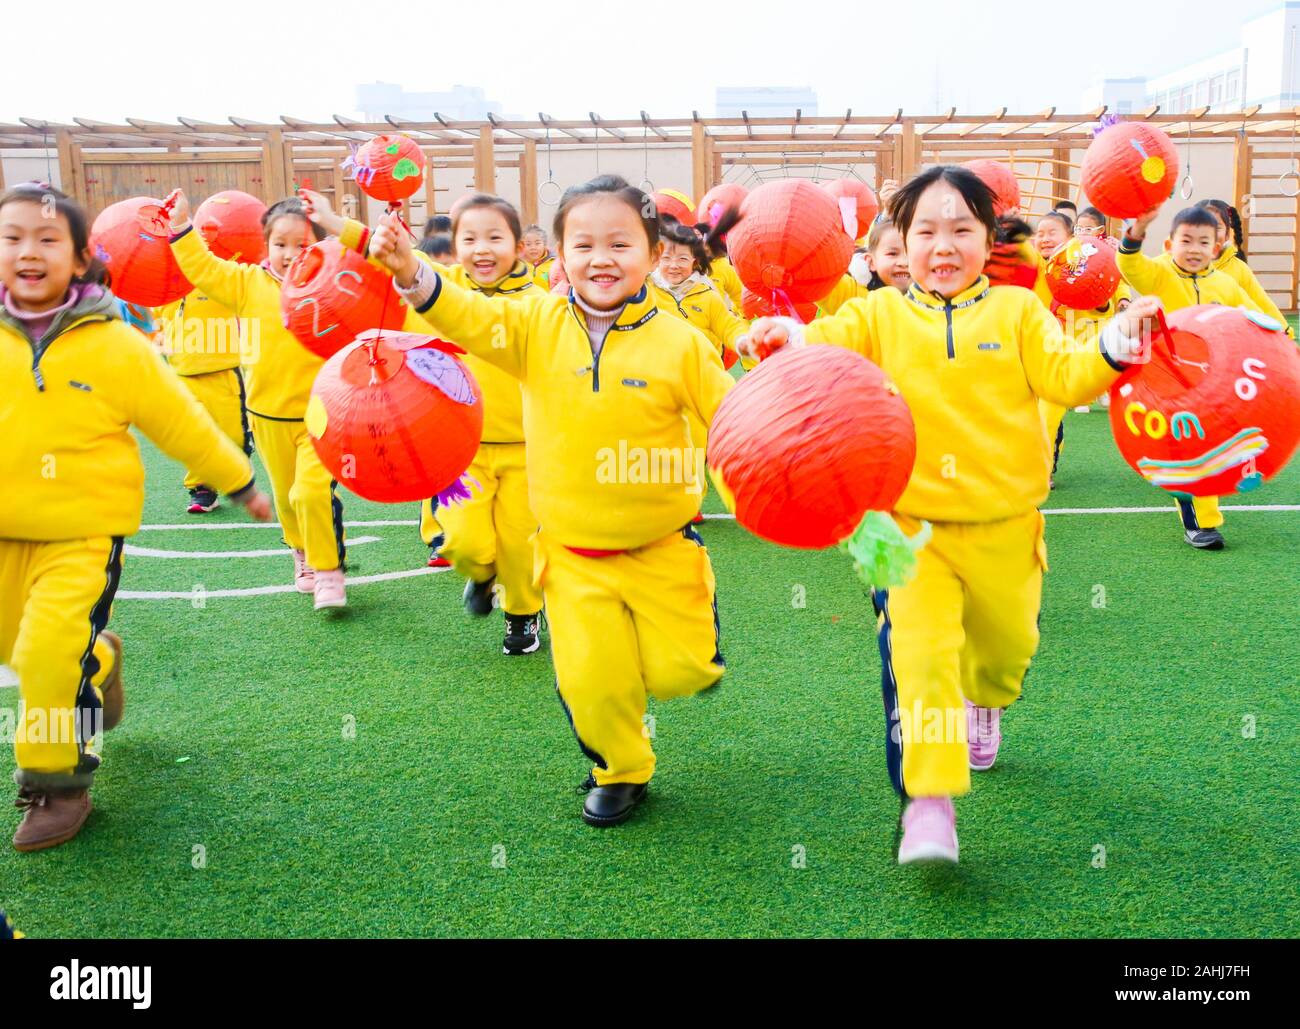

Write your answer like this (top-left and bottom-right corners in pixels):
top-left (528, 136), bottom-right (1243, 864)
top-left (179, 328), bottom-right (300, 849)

top-left (293, 550), bottom-right (314, 594)
top-left (313, 568), bottom-right (347, 610)
top-left (965, 699), bottom-right (1002, 771)
top-left (898, 796), bottom-right (959, 864)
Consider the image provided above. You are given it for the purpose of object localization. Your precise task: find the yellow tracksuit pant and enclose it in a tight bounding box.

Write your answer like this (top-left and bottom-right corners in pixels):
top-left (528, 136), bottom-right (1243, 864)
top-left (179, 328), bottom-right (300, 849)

top-left (1039, 400), bottom-right (1066, 475)
top-left (419, 499), bottom-right (444, 549)
top-left (536, 526), bottom-right (725, 786)
top-left (871, 510), bottom-right (1047, 798)
top-left (250, 415), bottom-right (345, 572)
top-left (1176, 495), bottom-right (1224, 531)
top-left (440, 442), bottom-right (542, 615)
top-left (1, 537), bottom-right (122, 789)
top-left (177, 369), bottom-right (251, 490)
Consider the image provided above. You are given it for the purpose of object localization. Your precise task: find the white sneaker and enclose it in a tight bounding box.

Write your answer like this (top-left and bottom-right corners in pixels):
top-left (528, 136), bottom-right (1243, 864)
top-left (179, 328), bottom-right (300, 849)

top-left (898, 797), bottom-right (959, 865)
top-left (1073, 405), bottom-right (1091, 413)
top-left (313, 568), bottom-right (347, 609)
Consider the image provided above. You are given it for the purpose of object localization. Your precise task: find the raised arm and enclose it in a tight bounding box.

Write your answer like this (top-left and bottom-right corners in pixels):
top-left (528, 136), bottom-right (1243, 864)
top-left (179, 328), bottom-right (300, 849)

top-left (164, 189), bottom-right (257, 314)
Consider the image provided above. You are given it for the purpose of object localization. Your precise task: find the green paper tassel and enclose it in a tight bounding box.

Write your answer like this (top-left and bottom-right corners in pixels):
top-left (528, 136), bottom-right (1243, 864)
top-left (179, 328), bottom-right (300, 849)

top-left (841, 511), bottom-right (931, 590)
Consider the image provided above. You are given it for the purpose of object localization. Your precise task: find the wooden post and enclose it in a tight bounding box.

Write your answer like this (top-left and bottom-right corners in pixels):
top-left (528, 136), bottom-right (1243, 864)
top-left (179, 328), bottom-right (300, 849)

top-left (899, 120), bottom-right (918, 178)
top-left (262, 129), bottom-right (288, 201)
top-left (712, 149), bottom-right (723, 187)
top-left (520, 139), bottom-right (538, 226)
top-left (282, 138), bottom-right (297, 193)
top-left (474, 125), bottom-right (496, 193)
top-left (55, 129), bottom-right (79, 203)
top-left (691, 122), bottom-right (709, 201)
top-left (1232, 132), bottom-right (1252, 255)
top-left (422, 151), bottom-right (437, 220)
top-left (1051, 146), bottom-right (1069, 204)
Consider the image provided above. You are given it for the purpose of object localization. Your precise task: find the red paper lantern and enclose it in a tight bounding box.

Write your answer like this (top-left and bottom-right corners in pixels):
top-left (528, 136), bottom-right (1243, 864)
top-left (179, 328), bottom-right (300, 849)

top-left (822, 178), bottom-right (880, 242)
top-left (740, 286), bottom-right (818, 324)
top-left (651, 189), bottom-right (696, 225)
top-left (280, 240), bottom-right (406, 360)
top-left (1082, 122), bottom-right (1179, 219)
top-left (307, 331), bottom-right (483, 503)
top-left (348, 134), bottom-right (427, 204)
top-left (1044, 236), bottom-right (1121, 310)
top-left (90, 197), bottom-right (191, 307)
top-left (697, 183), bottom-right (748, 227)
top-left (728, 180), bottom-right (854, 306)
top-left (707, 345), bottom-right (916, 549)
top-left (1109, 305), bottom-right (1300, 497)
top-left (964, 159), bottom-right (1021, 218)
top-left (193, 190), bottom-right (267, 265)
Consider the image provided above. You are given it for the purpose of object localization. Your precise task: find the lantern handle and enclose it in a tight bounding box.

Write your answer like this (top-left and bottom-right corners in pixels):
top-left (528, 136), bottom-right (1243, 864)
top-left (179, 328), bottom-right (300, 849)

top-left (1152, 310), bottom-right (1194, 389)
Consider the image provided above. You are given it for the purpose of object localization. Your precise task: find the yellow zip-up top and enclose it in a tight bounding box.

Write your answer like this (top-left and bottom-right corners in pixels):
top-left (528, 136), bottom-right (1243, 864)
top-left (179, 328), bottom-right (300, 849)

top-left (1213, 244), bottom-right (1291, 333)
top-left (804, 277), bottom-right (1123, 523)
top-left (1030, 246), bottom-right (1055, 309)
top-left (0, 288), bottom-right (254, 541)
top-left (817, 273), bottom-right (869, 316)
top-left (408, 274), bottom-right (734, 551)
top-left (708, 255), bottom-right (744, 312)
top-left (154, 290), bottom-right (244, 376)
top-left (531, 255), bottom-right (555, 290)
top-left (649, 276), bottom-right (749, 363)
top-left (434, 260), bottom-right (535, 443)
top-left (1116, 241), bottom-right (1255, 311)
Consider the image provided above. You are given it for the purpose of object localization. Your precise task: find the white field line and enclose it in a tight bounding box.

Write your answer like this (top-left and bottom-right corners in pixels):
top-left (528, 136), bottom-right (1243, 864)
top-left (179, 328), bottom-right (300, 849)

top-left (124, 536), bottom-right (380, 559)
top-left (116, 565), bottom-right (448, 601)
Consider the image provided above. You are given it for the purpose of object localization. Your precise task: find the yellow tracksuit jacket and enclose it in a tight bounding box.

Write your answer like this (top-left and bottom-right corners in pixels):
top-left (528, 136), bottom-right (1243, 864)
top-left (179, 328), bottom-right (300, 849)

top-left (1214, 244), bottom-right (1291, 333)
top-left (1117, 241), bottom-right (1266, 533)
top-left (649, 276), bottom-right (749, 364)
top-left (1, 291), bottom-right (255, 788)
top-left (425, 260), bottom-right (541, 613)
top-left (805, 278), bottom-right (1124, 798)
top-left (409, 271), bottom-right (734, 785)
top-left (531, 255), bottom-right (555, 290)
top-left (708, 255), bottom-right (744, 313)
top-left (816, 273), bottom-right (870, 317)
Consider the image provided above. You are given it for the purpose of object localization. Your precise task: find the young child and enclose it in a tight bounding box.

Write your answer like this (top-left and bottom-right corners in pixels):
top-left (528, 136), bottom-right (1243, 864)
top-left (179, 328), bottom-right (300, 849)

top-left (1053, 199), bottom-right (1078, 221)
top-left (1118, 202), bottom-right (1270, 550)
top-left (696, 218), bottom-right (744, 313)
top-left (164, 190), bottom-right (361, 607)
top-left (1074, 206), bottom-right (1111, 242)
top-left (741, 166), bottom-right (1159, 864)
top-left (1034, 211), bottom-right (1073, 259)
top-left (521, 224), bottom-right (554, 289)
top-left (422, 193), bottom-right (544, 656)
top-left (1197, 198), bottom-right (1291, 332)
top-left (416, 232), bottom-right (453, 266)
top-left (649, 215), bottom-right (747, 366)
top-left (370, 175), bottom-right (734, 828)
top-left (819, 219), bottom-right (911, 316)
top-left (0, 184), bottom-right (270, 851)
top-left (154, 286), bottom-right (252, 514)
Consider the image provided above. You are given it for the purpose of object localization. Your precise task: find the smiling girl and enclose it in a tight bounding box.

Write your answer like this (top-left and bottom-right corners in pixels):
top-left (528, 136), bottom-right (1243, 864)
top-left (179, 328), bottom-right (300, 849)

top-left (743, 166), bottom-right (1160, 865)
top-left (370, 174), bottom-right (733, 828)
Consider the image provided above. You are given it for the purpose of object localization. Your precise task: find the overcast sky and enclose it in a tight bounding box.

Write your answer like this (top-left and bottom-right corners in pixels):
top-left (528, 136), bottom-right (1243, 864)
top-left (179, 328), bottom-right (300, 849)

top-left (0, 0), bottom-right (1284, 123)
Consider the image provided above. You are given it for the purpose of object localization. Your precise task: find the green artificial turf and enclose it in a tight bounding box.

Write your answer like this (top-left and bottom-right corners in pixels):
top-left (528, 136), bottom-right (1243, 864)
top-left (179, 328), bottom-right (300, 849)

top-left (1, 408), bottom-right (1297, 939)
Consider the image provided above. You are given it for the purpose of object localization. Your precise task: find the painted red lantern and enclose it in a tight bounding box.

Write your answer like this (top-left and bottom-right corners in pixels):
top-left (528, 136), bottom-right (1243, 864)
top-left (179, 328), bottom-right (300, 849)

top-left (1044, 236), bottom-right (1120, 310)
top-left (90, 197), bottom-right (191, 307)
top-left (964, 159), bottom-right (1021, 217)
top-left (697, 183), bottom-right (748, 228)
top-left (1109, 305), bottom-right (1300, 497)
top-left (707, 345), bottom-right (916, 549)
top-left (728, 180), bottom-right (854, 306)
top-left (348, 134), bottom-right (427, 204)
top-left (307, 331), bottom-right (483, 504)
top-left (1082, 122), bottom-right (1179, 219)
top-left (280, 240), bottom-right (406, 359)
top-left (193, 190), bottom-right (267, 265)
top-left (651, 189), bottom-right (696, 225)
top-left (740, 286), bottom-right (818, 324)
top-left (822, 178), bottom-right (880, 242)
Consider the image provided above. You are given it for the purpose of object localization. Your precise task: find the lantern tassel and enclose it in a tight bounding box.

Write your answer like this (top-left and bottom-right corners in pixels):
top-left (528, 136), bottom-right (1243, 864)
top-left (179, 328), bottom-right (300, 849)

top-left (841, 511), bottom-right (931, 590)
top-left (435, 473), bottom-right (480, 507)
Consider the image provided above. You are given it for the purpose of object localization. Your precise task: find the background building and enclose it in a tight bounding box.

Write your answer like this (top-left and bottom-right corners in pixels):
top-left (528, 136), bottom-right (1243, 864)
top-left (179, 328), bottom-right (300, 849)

top-left (715, 86), bottom-right (819, 117)
top-left (355, 83), bottom-right (502, 121)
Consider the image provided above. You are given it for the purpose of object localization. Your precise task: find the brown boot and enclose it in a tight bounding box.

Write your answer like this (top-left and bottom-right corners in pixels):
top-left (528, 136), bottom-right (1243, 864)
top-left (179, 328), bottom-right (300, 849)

top-left (98, 630), bottom-right (125, 731)
top-left (13, 788), bottom-right (92, 852)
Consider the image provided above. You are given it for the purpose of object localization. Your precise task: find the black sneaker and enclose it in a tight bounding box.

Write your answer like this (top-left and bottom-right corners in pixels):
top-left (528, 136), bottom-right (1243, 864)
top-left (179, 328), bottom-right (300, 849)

top-left (503, 612), bottom-right (541, 655)
top-left (463, 576), bottom-right (496, 617)
top-left (187, 487), bottom-right (219, 514)
top-left (1185, 528), bottom-right (1225, 550)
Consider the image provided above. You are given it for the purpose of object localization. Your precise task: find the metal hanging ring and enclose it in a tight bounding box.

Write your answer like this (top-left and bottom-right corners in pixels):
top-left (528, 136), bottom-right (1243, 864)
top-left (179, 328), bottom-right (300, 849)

top-left (638, 179), bottom-right (655, 194)
top-left (1180, 173), bottom-right (1195, 199)
top-left (1278, 164), bottom-right (1300, 198)
top-left (538, 180), bottom-right (563, 205)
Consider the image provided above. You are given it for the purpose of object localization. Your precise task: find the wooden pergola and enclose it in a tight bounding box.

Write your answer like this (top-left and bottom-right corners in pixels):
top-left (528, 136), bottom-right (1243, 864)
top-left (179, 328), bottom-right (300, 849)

top-left (4, 106), bottom-right (1299, 305)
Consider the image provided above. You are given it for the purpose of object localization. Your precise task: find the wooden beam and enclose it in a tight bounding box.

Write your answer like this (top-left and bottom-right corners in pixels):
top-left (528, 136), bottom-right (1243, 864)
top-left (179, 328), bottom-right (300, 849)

top-left (473, 125), bottom-right (496, 192)
top-left (262, 128), bottom-right (287, 201)
top-left (1234, 135), bottom-right (1252, 254)
top-left (691, 121), bottom-right (710, 201)
top-left (520, 139), bottom-right (538, 226)
top-left (55, 129), bottom-right (79, 202)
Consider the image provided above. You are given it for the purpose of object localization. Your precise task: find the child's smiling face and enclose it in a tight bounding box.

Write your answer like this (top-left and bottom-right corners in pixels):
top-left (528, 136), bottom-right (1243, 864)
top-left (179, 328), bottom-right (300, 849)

top-left (560, 194), bottom-right (661, 310)
top-left (658, 241), bottom-right (695, 286)
top-left (455, 207), bottom-right (522, 286)
top-left (868, 225), bottom-right (910, 291)
top-left (0, 199), bottom-right (88, 312)
top-left (905, 181), bottom-right (991, 297)
top-left (1035, 217), bottom-right (1071, 257)
top-left (521, 232), bottom-right (548, 264)
top-left (1167, 221), bottom-right (1217, 272)
top-left (266, 214), bottom-right (313, 280)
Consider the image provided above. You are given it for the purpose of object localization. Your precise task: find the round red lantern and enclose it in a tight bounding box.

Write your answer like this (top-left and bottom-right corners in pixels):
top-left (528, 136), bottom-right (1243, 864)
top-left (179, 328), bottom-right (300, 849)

top-left (307, 331), bottom-right (483, 504)
top-left (822, 178), bottom-right (880, 242)
top-left (90, 197), bottom-right (192, 307)
top-left (1109, 305), bottom-right (1300, 497)
top-left (697, 183), bottom-right (748, 228)
top-left (1082, 122), bottom-right (1179, 219)
top-left (707, 345), bottom-right (916, 549)
top-left (651, 189), bottom-right (696, 225)
top-left (1044, 236), bottom-right (1120, 310)
top-left (347, 134), bottom-right (427, 204)
top-left (280, 240), bottom-right (406, 360)
top-left (740, 286), bottom-right (818, 324)
top-left (964, 159), bottom-right (1021, 217)
top-left (193, 190), bottom-right (267, 265)
top-left (728, 180), bottom-right (854, 306)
